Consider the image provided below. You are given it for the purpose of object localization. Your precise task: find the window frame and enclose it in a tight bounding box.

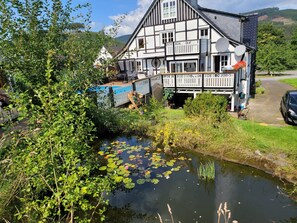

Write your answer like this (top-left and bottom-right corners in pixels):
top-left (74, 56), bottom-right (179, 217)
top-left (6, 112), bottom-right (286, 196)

top-left (136, 60), bottom-right (142, 72)
top-left (160, 30), bottom-right (175, 46)
top-left (161, 0), bottom-right (177, 20)
top-left (200, 29), bottom-right (209, 39)
top-left (220, 55), bottom-right (229, 71)
top-left (169, 60), bottom-right (198, 73)
top-left (137, 38), bottom-right (145, 49)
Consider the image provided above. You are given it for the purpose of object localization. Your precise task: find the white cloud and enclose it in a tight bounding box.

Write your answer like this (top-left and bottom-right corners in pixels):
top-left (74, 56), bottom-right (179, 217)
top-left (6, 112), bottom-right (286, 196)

top-left (108, 0), bottom-right (297, 36)
top-left (105, 0), bottom-right (153, 36)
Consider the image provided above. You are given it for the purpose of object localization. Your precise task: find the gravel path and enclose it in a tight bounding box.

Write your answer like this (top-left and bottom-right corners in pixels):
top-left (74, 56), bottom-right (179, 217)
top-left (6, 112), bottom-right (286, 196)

top-left (247, 71), bottom-right (297, 125)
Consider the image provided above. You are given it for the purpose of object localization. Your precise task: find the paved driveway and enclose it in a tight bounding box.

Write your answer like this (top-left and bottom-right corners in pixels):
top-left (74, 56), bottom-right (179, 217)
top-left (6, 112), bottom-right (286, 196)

top-left (247, 71), bottom-right (297, 125)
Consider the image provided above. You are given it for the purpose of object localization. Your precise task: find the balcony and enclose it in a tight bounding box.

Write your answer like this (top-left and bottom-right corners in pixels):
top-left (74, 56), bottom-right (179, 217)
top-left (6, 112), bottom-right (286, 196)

top-left (166, 39), bottom-right (209, 56)
top-left (166, 40), bottom-right (199, 55)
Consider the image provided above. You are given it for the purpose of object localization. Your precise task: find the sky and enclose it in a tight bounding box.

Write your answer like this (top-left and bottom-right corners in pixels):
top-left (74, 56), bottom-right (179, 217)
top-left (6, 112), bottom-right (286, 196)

top-left (71, 0), bottom-right (297, 36)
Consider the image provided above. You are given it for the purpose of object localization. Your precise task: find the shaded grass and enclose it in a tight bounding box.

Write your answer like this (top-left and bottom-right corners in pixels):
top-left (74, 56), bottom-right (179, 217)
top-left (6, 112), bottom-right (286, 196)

top-left (280, 78), bottom-right (297, 89)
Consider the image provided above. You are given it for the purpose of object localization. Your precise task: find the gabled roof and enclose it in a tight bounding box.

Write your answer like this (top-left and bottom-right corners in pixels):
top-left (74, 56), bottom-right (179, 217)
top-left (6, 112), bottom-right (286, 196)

top-left (117, 0), bottom-right (257, 58)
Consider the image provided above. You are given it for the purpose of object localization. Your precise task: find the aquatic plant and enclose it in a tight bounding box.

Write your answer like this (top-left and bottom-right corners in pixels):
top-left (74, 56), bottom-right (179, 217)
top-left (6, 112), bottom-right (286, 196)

top-left (157, 204), bottom-right (175, 223)
top-left (99, 140), bottom-right (183, 189)
top-left (198, 161), bottom-right (215, 180)
top-left (217, 202), bottom-right (238, 223)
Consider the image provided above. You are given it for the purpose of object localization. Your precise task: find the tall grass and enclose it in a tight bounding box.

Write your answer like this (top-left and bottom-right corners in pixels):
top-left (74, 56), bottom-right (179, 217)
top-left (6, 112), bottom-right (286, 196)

top-left (198, 161), bottom-right (215, 180)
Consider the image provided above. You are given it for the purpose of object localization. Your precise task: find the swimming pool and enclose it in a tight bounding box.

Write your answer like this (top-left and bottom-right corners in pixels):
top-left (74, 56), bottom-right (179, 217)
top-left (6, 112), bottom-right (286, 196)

top-left (88, 85), bottom-right (133, 95)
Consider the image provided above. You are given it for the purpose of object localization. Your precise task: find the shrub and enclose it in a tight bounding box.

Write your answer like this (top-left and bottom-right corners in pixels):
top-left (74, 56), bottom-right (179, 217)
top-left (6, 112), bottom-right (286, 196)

top-left (183, 92), bottom-right (230, 126)
top-left (143, 97), bottom-right (165, 124)
top-left (256, 86), bottom-right (265, 95)
top-left (255, 80), bottom-right (262, 88)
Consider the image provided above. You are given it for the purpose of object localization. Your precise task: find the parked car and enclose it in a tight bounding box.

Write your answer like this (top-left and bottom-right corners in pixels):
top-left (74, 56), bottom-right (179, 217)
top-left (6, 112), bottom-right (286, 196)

top-left (280, 90), bottom-right (297, 125)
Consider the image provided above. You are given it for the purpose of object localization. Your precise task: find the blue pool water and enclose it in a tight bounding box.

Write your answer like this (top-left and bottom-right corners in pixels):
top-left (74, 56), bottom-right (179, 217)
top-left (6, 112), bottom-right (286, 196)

top-left (88, 85), bottom-right (132, 95)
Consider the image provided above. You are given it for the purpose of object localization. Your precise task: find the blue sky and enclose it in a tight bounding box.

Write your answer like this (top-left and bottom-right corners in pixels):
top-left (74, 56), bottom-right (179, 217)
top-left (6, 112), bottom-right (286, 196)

top-left (70, 0), bottom-right (297, 36)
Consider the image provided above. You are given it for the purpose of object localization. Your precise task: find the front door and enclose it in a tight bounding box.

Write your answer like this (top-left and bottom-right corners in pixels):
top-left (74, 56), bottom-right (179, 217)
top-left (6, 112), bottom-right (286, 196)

top-left (214, 56), bottom-right (220, 72)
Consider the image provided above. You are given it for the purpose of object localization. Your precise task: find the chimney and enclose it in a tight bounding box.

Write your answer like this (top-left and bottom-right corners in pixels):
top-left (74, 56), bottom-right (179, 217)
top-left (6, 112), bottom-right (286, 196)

top-left (189, 0), bottom-right (199, 7)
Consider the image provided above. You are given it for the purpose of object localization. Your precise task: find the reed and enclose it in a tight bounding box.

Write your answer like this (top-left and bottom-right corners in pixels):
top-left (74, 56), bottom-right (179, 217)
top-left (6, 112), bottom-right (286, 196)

top-left (198, 161), bottom-right (215, 180)
top-left (217, 202), bottom-right (238, 223)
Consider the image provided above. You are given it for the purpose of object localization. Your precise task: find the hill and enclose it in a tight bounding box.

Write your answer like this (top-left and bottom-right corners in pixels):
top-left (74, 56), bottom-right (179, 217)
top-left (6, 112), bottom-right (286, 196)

top-left (116, 35), bottom-right (131, 44)
top-left (246, 7), bottom-right (297, 25)
top-left (244, 7), bottom-right (297, 37)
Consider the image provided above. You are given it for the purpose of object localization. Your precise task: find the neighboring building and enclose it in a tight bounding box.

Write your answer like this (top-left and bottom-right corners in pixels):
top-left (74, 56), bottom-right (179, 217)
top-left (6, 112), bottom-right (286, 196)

top-left (94, 46), bottom-right (113, 68)
top-left (116, 0), bottom-right (258, 111)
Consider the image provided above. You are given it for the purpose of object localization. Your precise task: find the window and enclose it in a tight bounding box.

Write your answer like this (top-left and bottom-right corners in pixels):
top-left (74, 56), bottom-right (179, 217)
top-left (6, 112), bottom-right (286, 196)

top-left (137, 38), bottom-right (145, 49)
top-left (220, 55), bottom-right (228, 69)
top-left (136, 60), bottom-right (142, 72)
top-left (214, 55), bottom-right (229, 72)
top-left (160, 31), bottom-right (174, 45)
top-left (200, 29), bottom-right (209, 38)
top-left (170, 61), bottom-right (197, 73)
top-left (162, 0), bottom-right (176, 20)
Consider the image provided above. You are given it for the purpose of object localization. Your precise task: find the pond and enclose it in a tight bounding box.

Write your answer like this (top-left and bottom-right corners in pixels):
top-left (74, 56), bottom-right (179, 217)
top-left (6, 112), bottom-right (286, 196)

top-left (103, 137), bottom-right (297, 223)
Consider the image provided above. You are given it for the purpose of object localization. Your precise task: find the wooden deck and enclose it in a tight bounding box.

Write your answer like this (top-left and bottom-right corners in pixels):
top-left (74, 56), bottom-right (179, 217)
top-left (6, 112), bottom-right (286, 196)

top-left (99, 71), bottom-right (241, 110)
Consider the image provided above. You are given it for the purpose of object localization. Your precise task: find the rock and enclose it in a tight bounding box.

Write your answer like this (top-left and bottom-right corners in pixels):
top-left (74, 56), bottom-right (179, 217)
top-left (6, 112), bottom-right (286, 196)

top-left (255, 150), bottom-right (262, 156)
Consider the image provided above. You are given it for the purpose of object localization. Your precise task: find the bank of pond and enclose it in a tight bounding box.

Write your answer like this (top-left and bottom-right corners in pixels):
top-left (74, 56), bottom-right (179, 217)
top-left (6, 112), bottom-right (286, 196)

top-left (102, 136), bottom-right (297, 223)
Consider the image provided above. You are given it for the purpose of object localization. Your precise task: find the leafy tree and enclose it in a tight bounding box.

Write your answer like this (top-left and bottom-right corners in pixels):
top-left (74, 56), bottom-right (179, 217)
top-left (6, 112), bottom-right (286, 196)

top-left (257, 43), bottom-right (288, 75)
top-left (0, 1), bottom-right (121, 222)
top-left (0, 0), bottom-right (115, 93)
top-left (256, 23), bottom-right (297, 74)
top-left (258, 23), bottom-right (285, 45)
top-left (0, 53), bottom-right (130, 222)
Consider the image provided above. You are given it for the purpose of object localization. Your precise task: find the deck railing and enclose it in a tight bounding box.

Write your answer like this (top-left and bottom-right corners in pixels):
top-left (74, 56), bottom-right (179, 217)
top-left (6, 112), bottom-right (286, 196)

top-left (162, 72), bottom-right (236, 90)
top-left (166, 40), bottom-right (199, 55)
top-left (97, 71), bottom-right (237, 108)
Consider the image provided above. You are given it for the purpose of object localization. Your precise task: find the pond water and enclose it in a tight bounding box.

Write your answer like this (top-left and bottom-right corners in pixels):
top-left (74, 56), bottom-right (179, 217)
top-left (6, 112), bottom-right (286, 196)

top-left (103, 137), bottom-right (297, 223)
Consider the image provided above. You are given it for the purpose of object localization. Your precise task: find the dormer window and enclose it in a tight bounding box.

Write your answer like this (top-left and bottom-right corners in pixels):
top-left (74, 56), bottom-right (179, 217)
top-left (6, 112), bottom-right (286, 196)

top-left (162, 0), bottom-right (177, 20)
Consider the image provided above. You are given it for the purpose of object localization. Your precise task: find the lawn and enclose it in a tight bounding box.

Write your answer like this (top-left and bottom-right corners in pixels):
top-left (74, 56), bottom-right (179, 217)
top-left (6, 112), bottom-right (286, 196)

top-left (280, 78), bottom-right (297, 89)
top-left (163, 109), bottom-right (297, 156)
top-left (233, 119), bottom-right (297, 156)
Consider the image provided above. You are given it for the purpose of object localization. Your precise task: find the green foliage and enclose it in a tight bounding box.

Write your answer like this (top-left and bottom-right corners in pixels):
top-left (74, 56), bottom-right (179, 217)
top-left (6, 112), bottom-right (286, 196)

top-left (255, 80), bottom-right (262, 88)
top-left (163, 89), bottom-right (174, 101)
top-left (256, 86), bottom-right (265, 95)
top-left (0, 0), bottom-right (115, 93)
top-left (198, 161), bottom-right (215, 180)
top-left (99, 140), bottom-right (182, 186)
top-left (257, 23), bottom-right (297, 73)
top-left (183, 92), bottom-right (230, 126)
top-left (143, 97), bottom-right (165, 123)
top-left (0, 55), bottom-right (114, 222)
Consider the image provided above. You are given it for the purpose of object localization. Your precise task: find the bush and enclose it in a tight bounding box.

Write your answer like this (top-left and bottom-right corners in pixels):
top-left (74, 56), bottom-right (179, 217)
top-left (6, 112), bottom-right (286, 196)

top-left (256, 86), bottom-right (265, 95)
top-left (143, 97), bottom-right (165, 124)
top-left (183, 92), bottom-right (230, 126)
top-left (255, 80), bottom-right (262, 88)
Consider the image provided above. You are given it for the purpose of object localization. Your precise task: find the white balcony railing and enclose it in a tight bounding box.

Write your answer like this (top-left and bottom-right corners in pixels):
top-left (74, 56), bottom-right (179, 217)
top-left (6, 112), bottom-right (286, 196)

top-left (163, 72), bottom-right (235, 89)
top-left (166, 40), bottom-right (199, 55)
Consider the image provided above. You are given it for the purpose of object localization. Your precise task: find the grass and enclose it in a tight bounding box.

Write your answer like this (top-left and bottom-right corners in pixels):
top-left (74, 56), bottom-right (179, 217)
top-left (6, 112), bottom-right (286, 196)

top-left (198, 161), bottom-right (215, 180)
top-left (233, 119), bottom-right (297, 156)
top-left (280, 78), bottom-right (297, 89)
top-left (163, 109), bottom-right (297, 156)
top-left (143, 108), bottom-right (297, 183)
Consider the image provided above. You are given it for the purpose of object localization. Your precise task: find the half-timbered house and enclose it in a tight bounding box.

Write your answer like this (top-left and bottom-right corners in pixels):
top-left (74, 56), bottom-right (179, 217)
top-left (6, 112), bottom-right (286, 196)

top-left (116, 0), bottom-right (258, 111)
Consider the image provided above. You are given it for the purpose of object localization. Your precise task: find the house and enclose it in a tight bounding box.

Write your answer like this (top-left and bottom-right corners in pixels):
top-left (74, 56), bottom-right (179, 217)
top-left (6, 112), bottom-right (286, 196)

top-left (94, 46), bottom-right (113, 68)
top-left (116, 0), bottom-right (258, 111)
